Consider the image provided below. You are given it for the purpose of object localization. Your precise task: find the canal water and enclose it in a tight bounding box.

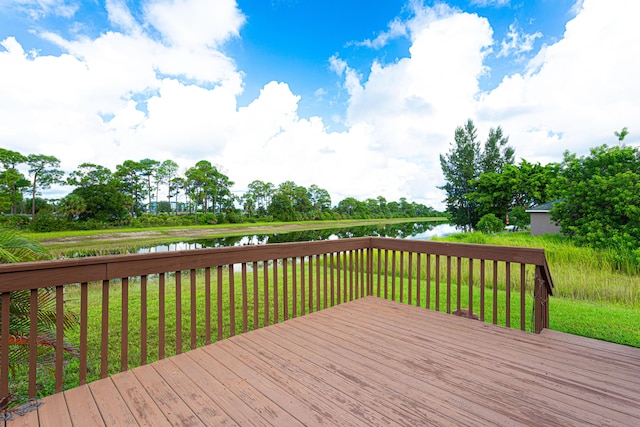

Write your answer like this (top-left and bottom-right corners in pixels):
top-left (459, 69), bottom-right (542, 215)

top-left (137, 222), bottom-right (458, 254)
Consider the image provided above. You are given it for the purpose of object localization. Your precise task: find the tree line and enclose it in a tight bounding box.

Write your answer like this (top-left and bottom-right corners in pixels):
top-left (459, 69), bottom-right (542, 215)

top-left (0, 150), bottom-right (444, 231)
top-left (440, 121), bottom-right (639, 257)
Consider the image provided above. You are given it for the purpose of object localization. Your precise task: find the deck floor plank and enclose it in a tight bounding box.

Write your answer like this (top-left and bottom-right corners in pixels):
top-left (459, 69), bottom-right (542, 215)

top-left (215, 336), bottom-right (400, 426)
top-left (62, 384), bottom-right (105, 427)
top-left (308, 300), bottom-right (637, 425)
top-left (130, 364), bottom-right (205, 427)
top-left (6, 296), bottom-right (640, 426)
top-left (240, 323), bottom-right (473, 426)
top-left (35, 391), bottom-right (72, 427)
top-left (109, 370), bottom-right (171, 427)
top-left (150, 358), bottom-right (239, 426)
top-left (171, 349), bottom-right (272, 427)
top-left (339, 298), bottom-right (640, 420)
top-left (87, 377), bottom-right (140, 426)
top-left (191, 345), bottom-right (305, 426)
top-left (275, 311), bottom-right (559, 426)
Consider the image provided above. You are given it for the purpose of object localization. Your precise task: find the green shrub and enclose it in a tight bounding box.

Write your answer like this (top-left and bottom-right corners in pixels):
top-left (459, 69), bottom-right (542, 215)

top-left (476, 213), bottom-right (504, 234)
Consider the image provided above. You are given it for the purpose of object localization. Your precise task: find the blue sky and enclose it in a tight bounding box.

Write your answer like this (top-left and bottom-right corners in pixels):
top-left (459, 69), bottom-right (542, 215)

top-left (1, 0), bottom-right (638, 208)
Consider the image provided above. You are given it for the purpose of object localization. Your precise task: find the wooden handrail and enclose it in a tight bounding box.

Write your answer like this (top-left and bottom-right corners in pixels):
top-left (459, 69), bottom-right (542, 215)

top-left (0, 237), bottom-right (554, 405)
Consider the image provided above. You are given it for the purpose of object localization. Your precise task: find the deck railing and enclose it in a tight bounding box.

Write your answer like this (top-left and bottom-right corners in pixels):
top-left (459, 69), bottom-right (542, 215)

top-left (0, 237), bottom-right (553, 404)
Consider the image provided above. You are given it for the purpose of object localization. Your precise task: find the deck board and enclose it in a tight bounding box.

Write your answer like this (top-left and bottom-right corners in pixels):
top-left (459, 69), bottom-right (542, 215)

top-left (7, 296), bottom-right (640, 426)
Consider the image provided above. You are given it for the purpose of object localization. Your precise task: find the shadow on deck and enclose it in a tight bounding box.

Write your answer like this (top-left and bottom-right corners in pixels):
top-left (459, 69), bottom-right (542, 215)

top-left (10, 297), bottom-right (640, 426)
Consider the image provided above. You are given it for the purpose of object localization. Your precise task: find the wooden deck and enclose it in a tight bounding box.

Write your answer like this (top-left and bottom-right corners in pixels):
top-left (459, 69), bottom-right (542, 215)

top-left (7, 296), bottom-right (640, 426)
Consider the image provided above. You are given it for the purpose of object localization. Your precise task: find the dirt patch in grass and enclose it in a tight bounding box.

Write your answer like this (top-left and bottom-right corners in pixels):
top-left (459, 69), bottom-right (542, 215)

top-left (41, 223), bottom-right (318, 245)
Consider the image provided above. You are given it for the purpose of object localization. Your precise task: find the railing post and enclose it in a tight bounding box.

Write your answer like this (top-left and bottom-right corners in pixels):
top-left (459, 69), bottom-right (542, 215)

top-left (534, 265), bottom-right (550, 333)
top-left (367, 247), bottom-right (373, 296)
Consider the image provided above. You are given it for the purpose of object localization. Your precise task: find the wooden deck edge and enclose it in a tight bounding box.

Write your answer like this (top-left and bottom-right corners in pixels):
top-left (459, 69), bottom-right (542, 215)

top-left (539, 328), bottom-right (640, 358)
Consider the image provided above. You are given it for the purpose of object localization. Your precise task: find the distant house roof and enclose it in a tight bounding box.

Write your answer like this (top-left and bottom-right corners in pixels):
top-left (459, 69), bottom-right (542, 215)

top-left (526, 200), bottom-right (563, 213)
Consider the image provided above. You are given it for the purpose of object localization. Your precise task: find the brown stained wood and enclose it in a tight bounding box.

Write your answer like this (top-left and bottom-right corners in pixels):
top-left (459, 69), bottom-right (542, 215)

top-left (190, 269), bottom-right (197, 347)
top-left (353, 250), bottom-right (358, 300)
top-left (307, 256), bottom-right (313, 314)
top-left (140, 276), bottom-right (147, 366)
top-left (159, 273), bottom-right (166, 359)
top-left (399, 251), bottom-right (404, 303)
top-left (391, 250), bottom-right (396, 301)
top-left (291, 258), bottom-right (297, 318)
top-left (480, 260), bottom-right (486, 322)
top-left (520, 263), bottom-right (526, 331)
top-left (121, 277), bottom-right (128, 373)
top-left (241, 263), bottom-right (248, 332)
top-left (492, 261), bottom-right (498, 325)
top-left (132, 363), bottom-right (204, 426)
top-left (55, 286), bottom-right (64, 393)
top-left (23, 297), bottom-right (640, 426)
top-left (217, 267), bottom-right (223, 341)
top-left (229, 265), bottom-right (236, 335)
top-left (63, 384), bottom-right (106, 426)
top-left (0, 237), bottom-right (553, 296)
top-left (272, 261), bottom-right (278, 325)
top-left (151, 358), bottom-right (236, 426)
top-left (337, 299), bottom-right (640, 421)
top-left (322, 254), bottom-right (327, 309)
top-left (317, 301), bottom-right (631, 426)
top-left (446, 256), bottom-right (452, 314)
top-left (242, 326), bottom-right (455, 427)
top-left (407, 252), bottom-right (413, 306)
top-left (224, 334), bottom-right (398, 426)
top-left (315, 254), bottom-right (321, 311)
top-left (283, 258), bottom-right (289, 321)
top-left (88, 378), bottom-right (139, 426)
top-left (211, 341), bottom-right (359, 426)
top-left (176, 270), bottom-right (183, 354)
top-left (348, 251), bottom-right (354, 301)
top-left (29, 289), bottom-right (38, 397)
top-left (435, 255), bottom-right (441, 311)
top-left (383, 249), bottom-right (388, 299)
top-left (300, 256), bottom-right (305, 316)
top-left (109, 370), bottom-right (171, 426)
top-left (360, 249), bottom-right (365, 298)
top-left (262, 261), bottom-right (269, 327)
top-left (272, 314), bottom-right (503, 426)
top-left (419, 253), bottom-right (424, 308)
top-left (343, 251), bottom-right (348, 303)
top-left (329, 253), bottom-right (335, 307)
top-left (36, 392), bottom-right (72, 427)
top-left (1, 293), bottom-right (10, 399)
top-left (7, 408), bottom-right (39, 427)
top-left (337, 252), bottom-right (342, 303)
top-left (252, 262), bottom-right (259, 329)
top-left (506, 262), bottom-right (511, 328)
top-left (205, 267), bottom-right (211, 344)
top-left (468, 258), bottom-right (474, 318)
top-left (376, 249), bottom-right (381, 298)
top-left (456, 257), bottom-right (461, 314)
top-left (189, 347), bottom-right (294, 426)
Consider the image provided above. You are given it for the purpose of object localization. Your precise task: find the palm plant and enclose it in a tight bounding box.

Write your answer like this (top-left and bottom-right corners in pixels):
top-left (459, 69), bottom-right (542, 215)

top-left (0, 228), bottom-right (79, 410)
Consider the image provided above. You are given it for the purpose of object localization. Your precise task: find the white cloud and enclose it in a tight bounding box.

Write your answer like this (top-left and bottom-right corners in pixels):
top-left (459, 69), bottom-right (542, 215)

top-left (470, 0), bottom-right (510, 7)
top-left (352, 17), bottom-right (407, 49)
top-left (1, 0), bottom-right (79, 19)
top-left (478, 0), bottom-right (640, 162)
top-left (1, 0), bottom-right (639, 212)
top-left (497, 23), bottom-right (542, 58)
top-left (144, 0), bottom-right (245, 49)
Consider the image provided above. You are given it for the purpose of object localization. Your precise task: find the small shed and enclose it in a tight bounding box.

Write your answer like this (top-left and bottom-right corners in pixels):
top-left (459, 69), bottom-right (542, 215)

top-left (526, 201), bottom-right (562, 236)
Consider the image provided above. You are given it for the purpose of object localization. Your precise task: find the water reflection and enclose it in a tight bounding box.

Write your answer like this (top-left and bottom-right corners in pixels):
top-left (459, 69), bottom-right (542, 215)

top-left (141, 222), bottom-right (455, 252)
top-left (65, 222), bottom-right (455, 258)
